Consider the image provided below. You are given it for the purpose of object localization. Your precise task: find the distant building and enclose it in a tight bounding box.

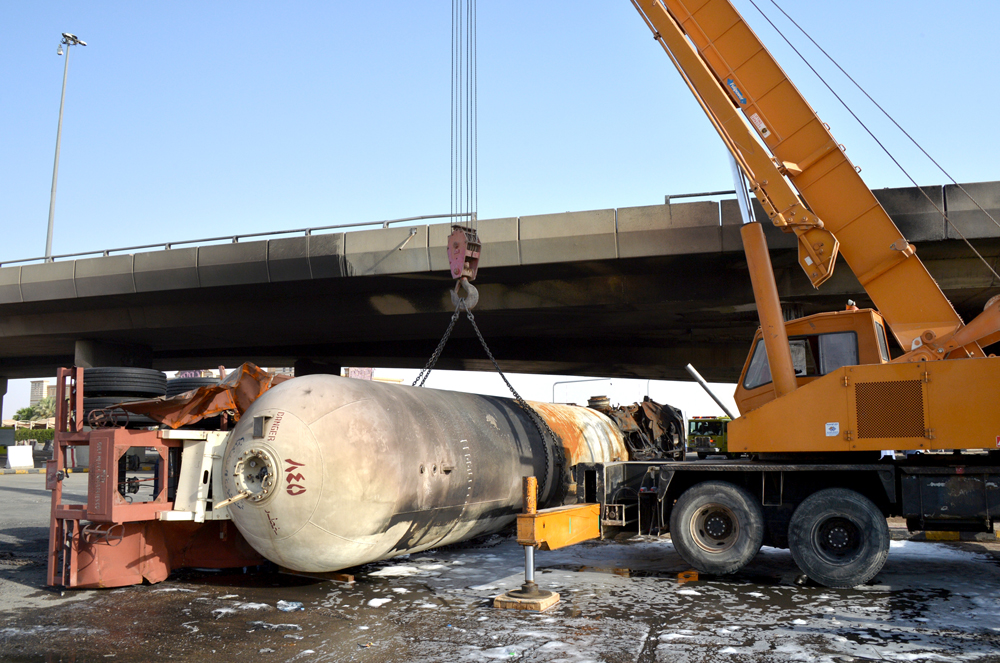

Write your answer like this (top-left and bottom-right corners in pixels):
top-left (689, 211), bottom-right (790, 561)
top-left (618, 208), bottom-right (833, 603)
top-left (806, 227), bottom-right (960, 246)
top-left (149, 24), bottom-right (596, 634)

top-left (269, 367), bottom-right (295, 377)
top-left (29, 380), bottom-right (49, 407)
top-left (175, 369), bottom-right (219, 378)
top-left (346, 367), bottom-right (374, 381)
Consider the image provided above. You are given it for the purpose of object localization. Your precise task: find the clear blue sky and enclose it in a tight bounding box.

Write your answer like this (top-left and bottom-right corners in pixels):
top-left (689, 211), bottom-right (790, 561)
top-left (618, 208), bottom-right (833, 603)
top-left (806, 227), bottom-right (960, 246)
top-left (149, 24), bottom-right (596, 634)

top-left (2, 1), bottom-right (999, 417)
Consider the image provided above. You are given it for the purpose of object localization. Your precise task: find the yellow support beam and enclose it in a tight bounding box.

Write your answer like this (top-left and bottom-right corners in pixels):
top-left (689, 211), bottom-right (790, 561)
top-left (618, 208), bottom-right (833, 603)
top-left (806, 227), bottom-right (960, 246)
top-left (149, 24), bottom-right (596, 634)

top-left (516, 503), bottom-right (601, 551)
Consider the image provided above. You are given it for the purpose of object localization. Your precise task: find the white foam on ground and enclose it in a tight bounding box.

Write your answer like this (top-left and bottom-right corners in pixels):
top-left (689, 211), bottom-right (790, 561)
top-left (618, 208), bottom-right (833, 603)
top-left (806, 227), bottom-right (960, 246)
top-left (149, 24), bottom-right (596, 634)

top-left (369, 565), bottom-right (421, 577)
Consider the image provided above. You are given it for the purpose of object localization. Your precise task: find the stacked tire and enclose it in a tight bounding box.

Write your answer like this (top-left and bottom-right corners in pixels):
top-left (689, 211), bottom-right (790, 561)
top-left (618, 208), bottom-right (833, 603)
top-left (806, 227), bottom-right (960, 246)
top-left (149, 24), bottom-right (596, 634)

top-left (83, 367), bottom-right (167, 428)
top-left (166, 376), bottom-right (220, 398)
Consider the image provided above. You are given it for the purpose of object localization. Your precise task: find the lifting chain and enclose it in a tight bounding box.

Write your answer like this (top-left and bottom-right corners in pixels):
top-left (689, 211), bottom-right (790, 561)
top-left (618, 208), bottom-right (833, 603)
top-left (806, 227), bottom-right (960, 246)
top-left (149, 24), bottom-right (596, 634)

top-left (412, 303), bottom-right (463, 388)
top-left (412, 298), bottom-right (566, 503)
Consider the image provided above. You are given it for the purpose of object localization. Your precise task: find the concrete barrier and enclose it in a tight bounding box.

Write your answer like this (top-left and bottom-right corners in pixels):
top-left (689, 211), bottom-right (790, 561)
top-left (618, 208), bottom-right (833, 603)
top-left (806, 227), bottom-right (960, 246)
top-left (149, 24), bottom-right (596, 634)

top-left (309, 233), bottom-right (350, 278)
top-left (945, 181), bottom-right (1000, 239)
top-left (520, 209), bottom-right (617, 265)
top-left (76, 255), bottom-right (135, 297)
top-left (0, 266), bottom-right (22, 304)
top-left (20, 261), bottom-right (76, 301)
top-left (5, 445), bottom-right (33, 470)
top-left (267, 236), bottom-right (311, 282)
top-left (198, 241), bottom-right (269, 288)
top-left (618, 201), bottom-right (721, 258)
top-left (134, 248), bottom-right (200, 291)
top-left (344, 226), bottom-right (430, 276)
top-left (873, 185), bottom-right (946, 242)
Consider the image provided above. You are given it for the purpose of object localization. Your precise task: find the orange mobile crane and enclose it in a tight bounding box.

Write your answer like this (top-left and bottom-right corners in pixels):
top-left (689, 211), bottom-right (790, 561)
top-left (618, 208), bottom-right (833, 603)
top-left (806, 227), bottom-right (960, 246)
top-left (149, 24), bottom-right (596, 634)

top-left (568, 0), bottom-right (1000, 587)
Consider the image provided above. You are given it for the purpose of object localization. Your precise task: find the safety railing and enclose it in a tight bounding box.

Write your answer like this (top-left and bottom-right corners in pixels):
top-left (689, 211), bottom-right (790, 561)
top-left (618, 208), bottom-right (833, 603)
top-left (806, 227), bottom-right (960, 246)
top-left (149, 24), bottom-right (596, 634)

top-left (0, 212), bottom-right (474, 268)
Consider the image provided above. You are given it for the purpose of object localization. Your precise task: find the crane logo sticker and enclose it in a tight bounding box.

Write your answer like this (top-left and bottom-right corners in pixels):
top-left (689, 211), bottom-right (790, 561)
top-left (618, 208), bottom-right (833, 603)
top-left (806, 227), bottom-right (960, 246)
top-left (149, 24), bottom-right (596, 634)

top-left (750, 113), bottom-right (771, 138)
top-left (284, 458), bottom-right (306, 496)
top-left (726, 78), bottom-right (748, 105)
top-left (825, 422), bottom-right (840, 437)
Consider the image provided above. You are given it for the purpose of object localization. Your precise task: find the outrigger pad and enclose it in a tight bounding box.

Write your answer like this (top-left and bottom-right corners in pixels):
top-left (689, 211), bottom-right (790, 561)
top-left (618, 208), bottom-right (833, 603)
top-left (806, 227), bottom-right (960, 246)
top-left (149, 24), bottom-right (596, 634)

top-left (494, 589), bottom-right (559, 612)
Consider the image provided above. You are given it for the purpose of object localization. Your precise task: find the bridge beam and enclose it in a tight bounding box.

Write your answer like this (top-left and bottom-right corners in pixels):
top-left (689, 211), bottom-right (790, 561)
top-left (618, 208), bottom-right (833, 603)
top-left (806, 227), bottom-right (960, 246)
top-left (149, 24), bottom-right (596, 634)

top-left (0, 182), bottom-right (996, 383)
top-left (74, 340), bottom-right (153, 369)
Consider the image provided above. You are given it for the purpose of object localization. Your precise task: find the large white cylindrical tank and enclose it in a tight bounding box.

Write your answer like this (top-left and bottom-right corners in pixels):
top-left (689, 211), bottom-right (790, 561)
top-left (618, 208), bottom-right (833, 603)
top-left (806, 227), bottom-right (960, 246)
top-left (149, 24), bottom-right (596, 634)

top-left (220, 375), bottom-right (627, 573)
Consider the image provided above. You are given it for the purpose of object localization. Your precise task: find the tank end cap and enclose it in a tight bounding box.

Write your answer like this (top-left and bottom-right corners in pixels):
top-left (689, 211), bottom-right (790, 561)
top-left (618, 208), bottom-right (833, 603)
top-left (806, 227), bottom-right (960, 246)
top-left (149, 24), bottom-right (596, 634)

top-left (233, 447), bottom-right (279, 503)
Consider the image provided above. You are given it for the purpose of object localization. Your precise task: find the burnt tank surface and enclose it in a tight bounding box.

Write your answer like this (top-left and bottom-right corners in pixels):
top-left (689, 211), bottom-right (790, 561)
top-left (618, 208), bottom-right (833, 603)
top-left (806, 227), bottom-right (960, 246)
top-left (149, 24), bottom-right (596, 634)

top-left (221, 374), bottom-right (627, 573)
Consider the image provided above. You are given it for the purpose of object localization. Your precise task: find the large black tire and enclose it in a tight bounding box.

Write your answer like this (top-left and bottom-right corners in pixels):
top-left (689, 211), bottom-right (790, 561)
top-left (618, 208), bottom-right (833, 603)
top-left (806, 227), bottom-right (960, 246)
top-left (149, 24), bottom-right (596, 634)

top-left (166, 377), bottom-right (220, 398)
top-left (669, 480), bottom-right (764, 575)
top-left (788, 488), bottom-right (889, 588)
top-left (83, 396), bottom-right (158, 428)
top-left (83, 367), bottom-right (167, 397)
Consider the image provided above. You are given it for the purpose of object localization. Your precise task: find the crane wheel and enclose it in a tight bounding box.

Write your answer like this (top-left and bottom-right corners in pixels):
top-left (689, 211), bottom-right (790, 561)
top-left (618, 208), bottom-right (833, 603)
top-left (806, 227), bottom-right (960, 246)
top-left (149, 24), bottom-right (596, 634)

top-left (788, 488), bottom-right (889, 588)
top-left (669, 480), bottom-right (764, 575)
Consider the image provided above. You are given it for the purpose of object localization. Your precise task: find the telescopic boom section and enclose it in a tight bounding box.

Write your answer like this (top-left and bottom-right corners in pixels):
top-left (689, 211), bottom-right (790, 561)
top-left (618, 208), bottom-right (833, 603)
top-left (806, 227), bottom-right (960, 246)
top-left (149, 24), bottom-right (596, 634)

top-left (630, 0), bottom-right (838, 290)
top-left (632, 0), bottom-right (981, 359)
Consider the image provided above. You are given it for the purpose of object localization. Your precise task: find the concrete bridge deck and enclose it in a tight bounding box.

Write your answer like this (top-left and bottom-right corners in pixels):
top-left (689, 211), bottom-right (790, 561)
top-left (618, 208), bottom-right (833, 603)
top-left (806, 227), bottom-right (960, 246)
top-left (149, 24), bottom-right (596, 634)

top-left (0, 181), bottom-right (997, 395)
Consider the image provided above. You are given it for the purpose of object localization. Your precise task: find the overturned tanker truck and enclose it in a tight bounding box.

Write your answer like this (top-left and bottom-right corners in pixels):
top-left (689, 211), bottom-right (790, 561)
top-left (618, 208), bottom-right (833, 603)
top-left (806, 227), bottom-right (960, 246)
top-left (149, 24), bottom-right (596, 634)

top-left (221, 374), bottom-right (682, 572)
top-left (46, 366), bottom-right (684, 588)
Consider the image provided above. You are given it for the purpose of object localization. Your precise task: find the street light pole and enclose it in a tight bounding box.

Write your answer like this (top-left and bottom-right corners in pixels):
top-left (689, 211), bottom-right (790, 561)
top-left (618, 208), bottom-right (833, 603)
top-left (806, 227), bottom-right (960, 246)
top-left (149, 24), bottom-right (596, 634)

top-left (45, 33), bottom-right (86, 262)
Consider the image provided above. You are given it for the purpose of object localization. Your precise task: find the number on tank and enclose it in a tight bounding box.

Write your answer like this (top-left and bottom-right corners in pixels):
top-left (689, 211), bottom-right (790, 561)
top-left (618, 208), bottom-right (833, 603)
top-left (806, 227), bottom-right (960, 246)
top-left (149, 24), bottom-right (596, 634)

top-left (284, 458), bottom-right (306, 496)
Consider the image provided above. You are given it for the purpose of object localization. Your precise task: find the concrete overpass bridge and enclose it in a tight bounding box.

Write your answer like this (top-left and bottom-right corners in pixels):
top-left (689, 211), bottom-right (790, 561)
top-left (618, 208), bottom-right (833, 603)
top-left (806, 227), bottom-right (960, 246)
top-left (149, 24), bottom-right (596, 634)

top-left (1, 180), bottom-right (998, 410)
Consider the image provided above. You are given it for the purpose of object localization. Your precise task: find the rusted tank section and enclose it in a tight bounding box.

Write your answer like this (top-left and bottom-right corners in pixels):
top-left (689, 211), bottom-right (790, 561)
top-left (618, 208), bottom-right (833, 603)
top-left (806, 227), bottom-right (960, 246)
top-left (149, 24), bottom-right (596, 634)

top-left (220, 375), bottom-right (627, 573)
top-left (529, 401), bottom-right (628, 466)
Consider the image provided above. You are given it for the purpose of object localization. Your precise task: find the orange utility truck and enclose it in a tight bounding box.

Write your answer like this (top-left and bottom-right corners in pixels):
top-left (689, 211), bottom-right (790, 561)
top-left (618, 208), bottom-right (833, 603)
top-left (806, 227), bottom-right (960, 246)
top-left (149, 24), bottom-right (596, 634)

top-left (573, 0), bottom-right (1000, 588)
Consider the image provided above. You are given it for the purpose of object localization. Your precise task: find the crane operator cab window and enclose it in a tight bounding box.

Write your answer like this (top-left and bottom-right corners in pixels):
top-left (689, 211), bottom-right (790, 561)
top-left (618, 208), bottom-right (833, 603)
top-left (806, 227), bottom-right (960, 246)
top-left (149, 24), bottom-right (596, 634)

top-left (743, 332), bottom-right (859, 390)
top-left (875, 321), bottom-right (890, 362)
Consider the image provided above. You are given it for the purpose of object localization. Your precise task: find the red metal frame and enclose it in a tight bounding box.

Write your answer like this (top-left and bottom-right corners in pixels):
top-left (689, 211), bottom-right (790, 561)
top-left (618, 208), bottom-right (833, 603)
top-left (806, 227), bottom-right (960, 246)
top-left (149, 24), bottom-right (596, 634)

top-left (47, 367), bottom-right (263, 589)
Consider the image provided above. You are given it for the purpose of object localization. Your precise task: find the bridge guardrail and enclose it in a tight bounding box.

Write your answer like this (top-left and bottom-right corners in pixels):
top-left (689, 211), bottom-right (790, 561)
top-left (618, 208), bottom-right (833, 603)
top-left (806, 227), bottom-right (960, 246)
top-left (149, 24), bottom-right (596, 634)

top-left (0, 212), bottom-right (474, 268)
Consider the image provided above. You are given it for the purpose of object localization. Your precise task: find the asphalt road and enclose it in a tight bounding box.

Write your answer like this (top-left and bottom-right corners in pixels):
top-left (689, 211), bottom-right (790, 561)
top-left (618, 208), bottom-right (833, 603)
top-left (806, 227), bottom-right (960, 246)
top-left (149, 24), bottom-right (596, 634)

top-left (1, 473), bottom-right (999, 662)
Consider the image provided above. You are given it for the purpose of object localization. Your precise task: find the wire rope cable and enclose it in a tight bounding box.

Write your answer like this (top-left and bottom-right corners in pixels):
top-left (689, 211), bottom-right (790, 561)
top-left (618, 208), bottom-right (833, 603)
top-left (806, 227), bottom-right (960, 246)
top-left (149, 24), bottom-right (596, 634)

top-left (450, 0), bottom-right (477, 231)
top-left (745, 0), bottom-right (1000, 282)
top-left (473, 0), bottom-right (478, 229)
top-left (763, 0), bottom-right (1000, 236)
top-left (450, 0), bottom-right (455, 226)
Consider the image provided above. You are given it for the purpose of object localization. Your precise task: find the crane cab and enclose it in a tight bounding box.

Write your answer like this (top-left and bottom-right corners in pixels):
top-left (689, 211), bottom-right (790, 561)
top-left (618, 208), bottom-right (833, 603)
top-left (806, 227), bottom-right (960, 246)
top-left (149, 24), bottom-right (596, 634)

top-left (735, 308), bottom-right (891, 415)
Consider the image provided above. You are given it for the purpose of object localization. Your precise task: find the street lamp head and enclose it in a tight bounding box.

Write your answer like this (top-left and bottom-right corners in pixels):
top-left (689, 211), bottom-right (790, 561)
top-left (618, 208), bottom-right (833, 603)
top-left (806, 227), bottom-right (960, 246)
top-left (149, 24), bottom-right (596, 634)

top-left (60, 33), bottom-right (86, 47)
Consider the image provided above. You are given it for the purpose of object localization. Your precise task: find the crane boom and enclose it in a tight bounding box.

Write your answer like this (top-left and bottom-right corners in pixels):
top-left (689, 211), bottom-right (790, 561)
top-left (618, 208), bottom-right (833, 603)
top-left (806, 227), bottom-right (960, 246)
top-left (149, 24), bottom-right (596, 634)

top-left (632, 0), bottom-right (982, 358)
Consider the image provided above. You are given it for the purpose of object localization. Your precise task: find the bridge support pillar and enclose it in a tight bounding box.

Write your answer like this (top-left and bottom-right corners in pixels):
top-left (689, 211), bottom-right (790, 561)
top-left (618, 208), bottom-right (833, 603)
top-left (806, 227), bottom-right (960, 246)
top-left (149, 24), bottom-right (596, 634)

top-left (75, 340), bottom-right (153, 369)
top-left (0, 377), bottom-right (7, 421)
top-left (293, 359), bottom-right (342, 377)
